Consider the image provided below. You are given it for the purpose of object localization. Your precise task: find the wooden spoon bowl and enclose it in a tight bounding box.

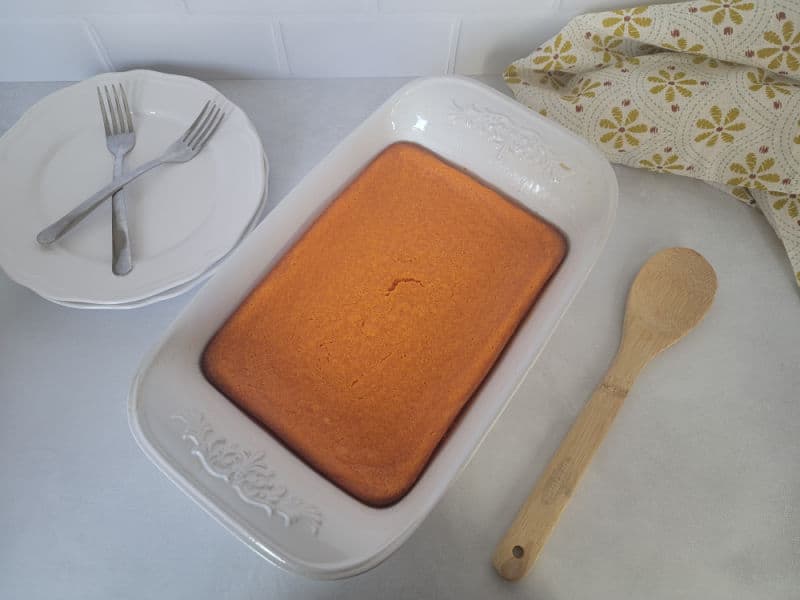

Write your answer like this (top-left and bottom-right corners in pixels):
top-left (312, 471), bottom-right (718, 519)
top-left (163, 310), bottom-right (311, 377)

top-left (624, 247), bottom-right (717, 355)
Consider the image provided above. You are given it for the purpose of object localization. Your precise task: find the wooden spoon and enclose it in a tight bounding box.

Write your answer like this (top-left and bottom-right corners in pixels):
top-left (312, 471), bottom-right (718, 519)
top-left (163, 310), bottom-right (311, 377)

top-left (493, 247), bottom-right (717, 581)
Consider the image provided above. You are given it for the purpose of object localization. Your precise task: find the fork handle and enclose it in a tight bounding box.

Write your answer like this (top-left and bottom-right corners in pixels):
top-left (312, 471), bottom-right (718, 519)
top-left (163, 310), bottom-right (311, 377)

top-left (37, 156), bottom-right (164, 246)
top-left (111, 154), bottom-right (133, 275)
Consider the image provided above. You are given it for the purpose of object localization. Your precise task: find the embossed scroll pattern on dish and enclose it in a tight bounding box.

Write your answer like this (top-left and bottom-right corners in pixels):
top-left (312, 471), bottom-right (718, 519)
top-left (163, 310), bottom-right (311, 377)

top-left (173, 411), bottom-right (323, 535)
top-left (448, 100), bottom-right (573, 192)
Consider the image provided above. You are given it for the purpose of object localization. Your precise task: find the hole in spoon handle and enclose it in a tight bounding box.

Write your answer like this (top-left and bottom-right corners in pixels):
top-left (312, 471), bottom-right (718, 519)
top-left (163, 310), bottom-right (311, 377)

top-left (493, 539), bottom-right (536, 581)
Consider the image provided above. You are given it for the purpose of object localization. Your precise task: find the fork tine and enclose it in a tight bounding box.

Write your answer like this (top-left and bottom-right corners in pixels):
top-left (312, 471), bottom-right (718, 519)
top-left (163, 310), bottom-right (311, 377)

top-left (112, 84), bottom-right (126, 133)
top-left (191, 109), bottom-right (225, 151)
top-left (97, 87), bottom-right (111, 137)
top-left (187, 104), bottom-right (218, 148)
top-left (104, 85), bottom-right (119, 135)
top-left (119, 84), bottom-right (133, 133)
top-left (181, 100), bottom-right (211, 143)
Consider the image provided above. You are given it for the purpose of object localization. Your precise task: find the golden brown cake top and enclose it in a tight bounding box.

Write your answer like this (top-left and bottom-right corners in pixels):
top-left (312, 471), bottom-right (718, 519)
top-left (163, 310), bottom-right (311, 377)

top-left (202, 142), bottom-right (567, 507)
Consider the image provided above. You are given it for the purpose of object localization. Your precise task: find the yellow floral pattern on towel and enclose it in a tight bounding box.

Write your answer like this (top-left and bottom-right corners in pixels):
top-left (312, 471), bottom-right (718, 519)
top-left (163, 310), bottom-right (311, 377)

top-left (505, 0), bottom-right (800, 286)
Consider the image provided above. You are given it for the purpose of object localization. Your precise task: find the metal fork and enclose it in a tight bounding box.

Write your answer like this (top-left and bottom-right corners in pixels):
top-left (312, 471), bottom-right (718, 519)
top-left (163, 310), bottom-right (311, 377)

top-left (37, 101), bottom-right (224, 246)
top-left (98, 84), bottom-right (135, 276)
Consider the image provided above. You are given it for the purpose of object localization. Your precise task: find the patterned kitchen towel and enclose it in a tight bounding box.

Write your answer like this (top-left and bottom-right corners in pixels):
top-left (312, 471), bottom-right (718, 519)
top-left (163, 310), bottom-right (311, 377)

top-left (504, 0), bottom-right (800, 286)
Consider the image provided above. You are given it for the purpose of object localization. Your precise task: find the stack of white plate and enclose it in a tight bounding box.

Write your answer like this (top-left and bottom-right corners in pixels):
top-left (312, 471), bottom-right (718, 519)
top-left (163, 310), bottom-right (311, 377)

top-left (0, 70), bottom-right (267, 309)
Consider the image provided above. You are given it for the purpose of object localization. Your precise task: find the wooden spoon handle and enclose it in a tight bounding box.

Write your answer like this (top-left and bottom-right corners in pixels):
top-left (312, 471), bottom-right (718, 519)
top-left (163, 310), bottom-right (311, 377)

top-left (492, 367), bottom-right (631, 580)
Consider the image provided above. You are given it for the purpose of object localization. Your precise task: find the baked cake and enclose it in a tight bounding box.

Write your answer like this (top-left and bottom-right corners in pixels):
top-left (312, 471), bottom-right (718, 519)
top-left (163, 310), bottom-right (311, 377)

top-left (201, 142), bottom-right (566, 507)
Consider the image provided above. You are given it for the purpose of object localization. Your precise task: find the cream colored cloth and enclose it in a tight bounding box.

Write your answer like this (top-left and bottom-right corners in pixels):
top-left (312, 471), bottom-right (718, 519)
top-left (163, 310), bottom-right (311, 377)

top-left (505, 0), bottom-right (800, 286)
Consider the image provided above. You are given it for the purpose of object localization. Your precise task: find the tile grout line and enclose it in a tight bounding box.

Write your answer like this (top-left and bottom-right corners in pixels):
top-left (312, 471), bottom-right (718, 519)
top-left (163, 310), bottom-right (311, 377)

top-left (273, 20), bottom-right (291, 76)
top-left (83, 19), bottom-right (116, 72)
top-left (446, 18), bottom-right (461, 75)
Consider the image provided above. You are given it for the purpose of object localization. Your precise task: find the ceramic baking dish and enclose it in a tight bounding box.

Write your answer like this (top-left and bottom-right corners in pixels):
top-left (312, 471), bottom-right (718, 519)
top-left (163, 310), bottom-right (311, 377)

top-left (129, 76), bottom-right (617, 579)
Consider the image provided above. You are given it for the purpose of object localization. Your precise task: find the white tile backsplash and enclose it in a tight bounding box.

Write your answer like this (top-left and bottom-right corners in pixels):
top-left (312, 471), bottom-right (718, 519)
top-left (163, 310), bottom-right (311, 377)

top-left (380, 0), bottom-right (559, 13)
top-left (0, 20), bottom-right (108, 82)
top-left (185, 0), bottom-right (368, 14)
top-left (0, 0), bottom-right (667, 81)
top-left (281, 17), bottom-right (457, 77)
top-left (456, 13), bottom-right (569, 75)
top-left (1, 0), bottom-right (185, 16)
top-left (90, 16), bottom-right (284, 79)
top-left (558, 0), bottom-right (683, 14)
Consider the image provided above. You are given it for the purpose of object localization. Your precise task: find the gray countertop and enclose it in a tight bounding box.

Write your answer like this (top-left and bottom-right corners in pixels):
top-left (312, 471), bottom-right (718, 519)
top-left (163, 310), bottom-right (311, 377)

top-left (1, 77), bottom-right (798, 600)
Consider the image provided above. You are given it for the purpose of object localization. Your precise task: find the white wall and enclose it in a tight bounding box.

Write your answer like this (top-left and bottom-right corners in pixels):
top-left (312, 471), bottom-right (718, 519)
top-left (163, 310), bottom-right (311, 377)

top-left (0, 0), bottom-right (661, 81)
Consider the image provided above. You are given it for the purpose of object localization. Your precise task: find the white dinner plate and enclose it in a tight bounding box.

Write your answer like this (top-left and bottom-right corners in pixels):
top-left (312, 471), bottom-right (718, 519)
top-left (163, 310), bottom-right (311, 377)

top-left (130, 77), bottom-right (617, 579)
top-left (0, 70), bottom-right (266, 305)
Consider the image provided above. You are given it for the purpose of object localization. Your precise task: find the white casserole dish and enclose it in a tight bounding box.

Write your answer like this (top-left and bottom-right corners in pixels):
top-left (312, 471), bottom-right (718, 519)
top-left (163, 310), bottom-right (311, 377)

top-left (129, 76), bottom-right (617, 579)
